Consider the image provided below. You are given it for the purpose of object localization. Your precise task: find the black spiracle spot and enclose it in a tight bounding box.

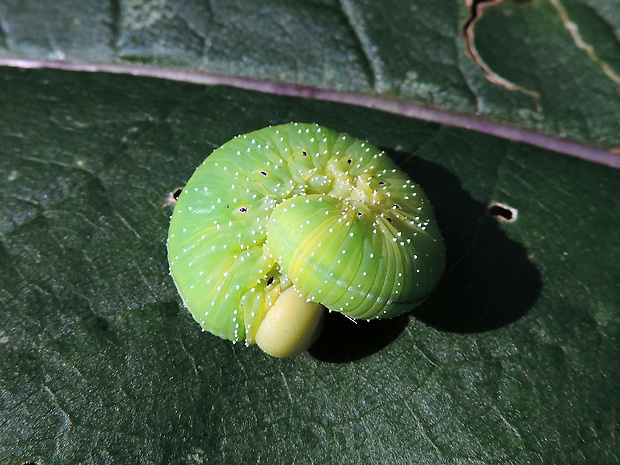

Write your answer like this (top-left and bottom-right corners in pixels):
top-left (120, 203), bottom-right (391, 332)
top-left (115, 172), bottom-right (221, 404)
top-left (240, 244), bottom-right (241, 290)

top-left (238, 207), bottom-right (248, 213)
top-left (302, 150), bottom-right (308, 157)
top-left (259, 170), bottom-right (268, 177)
top-left (347, 158), bottom-right (353, 164)
top-left (267, 276), bottom-right (274, 286)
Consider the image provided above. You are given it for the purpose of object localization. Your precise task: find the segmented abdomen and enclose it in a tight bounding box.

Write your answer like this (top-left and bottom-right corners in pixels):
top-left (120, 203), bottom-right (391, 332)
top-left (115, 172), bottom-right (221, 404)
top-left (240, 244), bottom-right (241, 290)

top-left (167, 123), bottom-right (445, 343)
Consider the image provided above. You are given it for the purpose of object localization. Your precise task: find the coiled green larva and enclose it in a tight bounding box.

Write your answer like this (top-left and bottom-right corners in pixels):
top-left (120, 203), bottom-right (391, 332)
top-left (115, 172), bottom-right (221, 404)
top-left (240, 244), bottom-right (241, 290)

top-left (167, 123), bottom-right (445, 357)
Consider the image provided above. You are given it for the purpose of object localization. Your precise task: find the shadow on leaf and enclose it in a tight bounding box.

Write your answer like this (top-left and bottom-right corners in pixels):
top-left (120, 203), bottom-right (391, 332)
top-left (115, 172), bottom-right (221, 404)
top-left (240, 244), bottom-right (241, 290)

top-left (310, 153), bottom-right (542, 362)
top-left (404, 155), bottom-right (542, 333)
top-left (309, 312), bottom-right (409, 363)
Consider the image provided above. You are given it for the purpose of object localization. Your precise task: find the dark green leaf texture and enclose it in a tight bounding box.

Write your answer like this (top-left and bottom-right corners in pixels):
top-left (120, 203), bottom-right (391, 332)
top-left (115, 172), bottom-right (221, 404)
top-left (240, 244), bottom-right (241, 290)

top-left (1, 68), bottom-right (619, 464)
top-left (1, 0), bottom-right (619, 148)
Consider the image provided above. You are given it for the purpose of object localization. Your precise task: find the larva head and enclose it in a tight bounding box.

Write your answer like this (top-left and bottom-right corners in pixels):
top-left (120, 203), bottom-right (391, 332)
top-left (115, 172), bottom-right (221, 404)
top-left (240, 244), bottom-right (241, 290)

top-left (254, 285), bottom-right (325, 358)
top-left (167, 123), bottom-right (445, 356)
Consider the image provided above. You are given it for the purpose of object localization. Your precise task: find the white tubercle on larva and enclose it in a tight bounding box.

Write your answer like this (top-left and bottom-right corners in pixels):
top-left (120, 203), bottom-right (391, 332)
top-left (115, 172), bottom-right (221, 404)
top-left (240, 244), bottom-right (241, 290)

top-left (255, 286), bottom-right (325, 358)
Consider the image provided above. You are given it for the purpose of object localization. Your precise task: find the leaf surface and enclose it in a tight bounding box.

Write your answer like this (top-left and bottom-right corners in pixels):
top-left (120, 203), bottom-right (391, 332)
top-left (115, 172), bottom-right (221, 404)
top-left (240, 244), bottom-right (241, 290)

top-left (1, 0), bottom-right (619, 147)
top-left (1, 67), bottom-right (618, 464)
top-left (0, 1), bottom-right (619, 463)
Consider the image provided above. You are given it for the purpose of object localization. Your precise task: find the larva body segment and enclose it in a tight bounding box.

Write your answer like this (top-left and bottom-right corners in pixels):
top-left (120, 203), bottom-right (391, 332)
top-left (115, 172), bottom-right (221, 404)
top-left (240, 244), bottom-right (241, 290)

top-left (167, 123), bottom-right (445, 353)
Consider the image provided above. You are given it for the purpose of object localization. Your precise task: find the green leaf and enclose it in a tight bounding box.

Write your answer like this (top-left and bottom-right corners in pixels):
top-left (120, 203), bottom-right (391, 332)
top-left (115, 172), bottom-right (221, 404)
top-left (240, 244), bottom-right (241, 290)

top-left (1, 1), bottom-right (619, 463)
top-left (1, 66), bottom-right (618, 464)
top-left (1, 0), bottom-right (619, 148)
